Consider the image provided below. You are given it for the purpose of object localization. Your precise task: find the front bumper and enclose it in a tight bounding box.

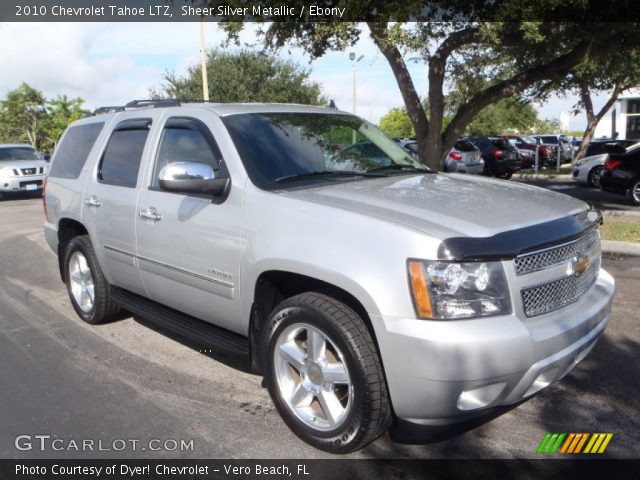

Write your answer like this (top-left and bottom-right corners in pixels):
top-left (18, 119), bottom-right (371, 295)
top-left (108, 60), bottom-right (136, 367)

top-left (373, 268), bottom-right (614, 424)
top-left (0, 174), bottom-right (45, 192)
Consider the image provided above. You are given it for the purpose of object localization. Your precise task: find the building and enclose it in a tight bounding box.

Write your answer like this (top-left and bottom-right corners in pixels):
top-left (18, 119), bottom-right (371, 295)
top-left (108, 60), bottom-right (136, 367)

top-left (594, 89), bottom-right (640, 140)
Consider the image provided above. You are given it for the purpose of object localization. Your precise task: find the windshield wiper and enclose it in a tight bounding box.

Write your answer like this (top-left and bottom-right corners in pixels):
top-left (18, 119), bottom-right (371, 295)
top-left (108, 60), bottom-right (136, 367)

top-left (275, 170), bottom-right (385, 183)
top-left (366, 164), bottom-right (434, 174)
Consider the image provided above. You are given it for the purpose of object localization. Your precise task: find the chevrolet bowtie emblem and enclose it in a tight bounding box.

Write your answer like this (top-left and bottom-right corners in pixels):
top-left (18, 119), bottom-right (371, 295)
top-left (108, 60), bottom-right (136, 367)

top-left (568, 254), bottom-right (590, 276)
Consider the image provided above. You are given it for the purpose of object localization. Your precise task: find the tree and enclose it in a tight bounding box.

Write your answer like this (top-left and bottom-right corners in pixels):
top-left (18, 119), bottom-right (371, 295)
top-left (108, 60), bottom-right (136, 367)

top-left (551, 44), bottom-right (640, 161)
top-left (378, 107), bottom-right (415, 138)
top-left (0, 83), bottom-right (47, 150)
top-left (152, 48), bottom-right (325, 105)
top-left (0, 85), bottom-right (87, 153)
top-left (225, 4), bottom-right (640, 169)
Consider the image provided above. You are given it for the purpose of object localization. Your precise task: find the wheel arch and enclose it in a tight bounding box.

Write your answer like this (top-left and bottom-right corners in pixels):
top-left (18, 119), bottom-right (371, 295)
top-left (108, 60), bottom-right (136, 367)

top-left (57, 218), bottom-right (89, 281)
top-left (248, 269), bottom-right (382, 377)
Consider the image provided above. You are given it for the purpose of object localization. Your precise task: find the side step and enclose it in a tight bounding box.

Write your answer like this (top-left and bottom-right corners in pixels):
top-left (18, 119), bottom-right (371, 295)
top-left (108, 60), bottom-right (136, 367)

top-left (111, 286), bottom-right (249, 358)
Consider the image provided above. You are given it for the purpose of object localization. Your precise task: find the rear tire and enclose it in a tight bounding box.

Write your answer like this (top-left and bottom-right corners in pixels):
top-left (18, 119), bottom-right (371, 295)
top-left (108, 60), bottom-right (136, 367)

top-left (588, 166), bottom-right (603, 188)
top-left (630, 179), bottom-right (640, 206)
top-left (264, 292), bottom-right (391, 453)
top-left (64, 235), bottom-right (121, 324)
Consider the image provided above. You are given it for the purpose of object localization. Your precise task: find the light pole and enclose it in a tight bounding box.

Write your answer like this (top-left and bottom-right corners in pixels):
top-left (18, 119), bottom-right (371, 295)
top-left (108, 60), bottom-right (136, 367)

top-left (349, 52), bottom-right (364, 115)
top-left (199, 16), bottom-right (209, 101)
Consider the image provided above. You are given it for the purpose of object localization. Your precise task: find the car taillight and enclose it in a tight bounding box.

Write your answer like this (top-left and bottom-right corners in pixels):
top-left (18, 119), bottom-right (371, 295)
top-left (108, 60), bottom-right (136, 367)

top-left (449, 152), bottom-right (462, 161)
top-left (605, 159), bottom-right (622, 170)
top-left (492, 148), bottom-right (503, 159)
top-left (43, 177), bottom-right (48, 222)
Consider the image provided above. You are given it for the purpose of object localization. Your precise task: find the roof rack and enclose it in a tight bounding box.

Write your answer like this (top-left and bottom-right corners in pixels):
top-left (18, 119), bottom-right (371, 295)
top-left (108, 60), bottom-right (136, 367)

top-left (92, 99), bottom-right (198, 116)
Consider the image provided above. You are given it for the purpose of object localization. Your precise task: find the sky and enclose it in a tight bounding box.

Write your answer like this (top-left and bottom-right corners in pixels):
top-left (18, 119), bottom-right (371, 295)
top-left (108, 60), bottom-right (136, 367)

top-left (0, 22), bottom-right (612, 131)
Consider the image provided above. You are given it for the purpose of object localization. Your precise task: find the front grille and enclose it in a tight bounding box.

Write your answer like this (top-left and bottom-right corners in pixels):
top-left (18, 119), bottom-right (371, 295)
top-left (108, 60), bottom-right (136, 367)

top-left (521, 254), bottom-right (600, 317)
top-left (514, 229), bottom-right (600, 275)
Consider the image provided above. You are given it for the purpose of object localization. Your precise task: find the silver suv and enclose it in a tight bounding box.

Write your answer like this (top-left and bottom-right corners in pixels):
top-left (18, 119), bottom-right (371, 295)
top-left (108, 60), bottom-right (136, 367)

top-left (43, 101), bottom-right (614, 453)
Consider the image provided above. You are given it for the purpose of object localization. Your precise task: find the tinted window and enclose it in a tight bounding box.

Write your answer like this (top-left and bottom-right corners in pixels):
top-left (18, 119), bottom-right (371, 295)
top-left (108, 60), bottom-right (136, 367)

top-left (152, 120), bottom-right (221, 187)
top-left (48, 123), bottom-right (104, 179)
top-left (540, 136), bottom-right (558, 144)
top-left (98, 127), bottom-right (149, 187)
top-left (454, 140), bottom-right (477, 152)
top-left (0, 147), bottom-right (40, 161)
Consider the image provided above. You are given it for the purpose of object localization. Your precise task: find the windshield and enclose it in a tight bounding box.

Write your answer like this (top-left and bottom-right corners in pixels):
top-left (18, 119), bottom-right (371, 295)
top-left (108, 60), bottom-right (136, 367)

top-left (222, 112), bottom-right (427, 190)
top-left (519, 136), bottom-right (537, 144)
top-left (0, 147), bottom-right (40, 161)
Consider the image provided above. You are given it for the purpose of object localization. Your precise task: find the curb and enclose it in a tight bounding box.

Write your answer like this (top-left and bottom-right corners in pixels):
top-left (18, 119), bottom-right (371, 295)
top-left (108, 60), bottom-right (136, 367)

top-left (602, 239), bottom-right (640, 257)
top-left (602, 209), bottom-right (640, 220)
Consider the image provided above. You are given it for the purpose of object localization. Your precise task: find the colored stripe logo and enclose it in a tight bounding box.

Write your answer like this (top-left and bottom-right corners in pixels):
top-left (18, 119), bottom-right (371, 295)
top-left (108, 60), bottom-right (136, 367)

top-left (537, 433), bottom-right (613, 454)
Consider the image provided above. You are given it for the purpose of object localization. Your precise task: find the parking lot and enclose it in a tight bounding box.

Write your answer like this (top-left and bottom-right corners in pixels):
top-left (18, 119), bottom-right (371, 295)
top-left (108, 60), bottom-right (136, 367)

top-left (1, 195), bottom-right (639, 459)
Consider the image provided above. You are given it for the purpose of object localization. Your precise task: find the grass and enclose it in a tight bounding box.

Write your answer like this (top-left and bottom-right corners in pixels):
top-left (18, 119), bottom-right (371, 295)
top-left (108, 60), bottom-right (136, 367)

top-left (600, 217), bottom-right (640, 243)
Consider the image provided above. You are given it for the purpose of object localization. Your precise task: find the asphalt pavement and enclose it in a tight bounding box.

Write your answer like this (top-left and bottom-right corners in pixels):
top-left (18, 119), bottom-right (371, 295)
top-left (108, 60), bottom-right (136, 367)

top-left (1, 195), bottom-right (638, 459)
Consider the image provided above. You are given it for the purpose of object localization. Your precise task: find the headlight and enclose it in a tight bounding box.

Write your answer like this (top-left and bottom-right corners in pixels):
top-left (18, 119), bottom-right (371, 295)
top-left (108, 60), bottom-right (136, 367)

top-left (408, 259), bottom-right (511, 320)
top-left (0, 167), bottom-right (11, 177)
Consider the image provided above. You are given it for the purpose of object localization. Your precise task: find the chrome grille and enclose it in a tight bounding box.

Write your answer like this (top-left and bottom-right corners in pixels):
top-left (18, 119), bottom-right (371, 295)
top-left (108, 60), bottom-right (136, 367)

top-left (521, 255), bottom-right (600, 317)
top-left (514, 229), bottom-right (600, 275)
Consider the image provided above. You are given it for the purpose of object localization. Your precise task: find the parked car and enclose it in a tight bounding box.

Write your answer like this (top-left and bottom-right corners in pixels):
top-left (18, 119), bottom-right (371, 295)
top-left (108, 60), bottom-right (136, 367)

top-left (397, 139), bottom-right (484, 174)
top-left (466, 136), bottom-right (522, 178)
top-left (504, 135), bottom-right (553, 169)
top-left (534, 134), bottom-right (573, 164)
top-left (44, 100), bottom-right (613, 453)
top-left (0, 144), bottom-right (48, 195)
top-left (572, 140), bottom-right (637, 187)
top-left (600, 143), bottom-right (640, 204)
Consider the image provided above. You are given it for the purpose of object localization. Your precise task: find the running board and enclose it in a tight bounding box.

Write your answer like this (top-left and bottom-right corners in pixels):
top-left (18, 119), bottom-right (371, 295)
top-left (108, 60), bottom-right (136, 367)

top-left (110, 286), bottom-right (249, 358)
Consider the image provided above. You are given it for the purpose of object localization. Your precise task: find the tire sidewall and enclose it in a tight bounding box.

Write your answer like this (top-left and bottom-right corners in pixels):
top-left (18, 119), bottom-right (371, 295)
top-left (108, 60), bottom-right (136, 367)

top-left (631, 179), bottom-right (640, 205)
top-left (589, 166), bottom-right (603, 187)
top-left (265, 303), bottom-right (369, 453)
top-left (64, 237), bottom-right (99, 323)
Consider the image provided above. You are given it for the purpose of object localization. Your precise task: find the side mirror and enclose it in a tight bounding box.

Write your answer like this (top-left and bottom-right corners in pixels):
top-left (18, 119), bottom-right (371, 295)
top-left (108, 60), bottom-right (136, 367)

top-left (158, 162), bottom-right (229, 196)
top-left (43, 154), bottom-right (51, 162)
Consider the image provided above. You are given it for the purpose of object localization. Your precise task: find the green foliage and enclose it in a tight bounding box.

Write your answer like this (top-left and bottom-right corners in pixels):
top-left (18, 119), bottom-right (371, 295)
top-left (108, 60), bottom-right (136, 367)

top-left (153, 49), bottom-right (324, 105)
top-left (0, 83), bottom-right (86, 153)
top-left (378, 108), bottom-right (415, 138)
top-left (463, 98), bottom-right (539, 135)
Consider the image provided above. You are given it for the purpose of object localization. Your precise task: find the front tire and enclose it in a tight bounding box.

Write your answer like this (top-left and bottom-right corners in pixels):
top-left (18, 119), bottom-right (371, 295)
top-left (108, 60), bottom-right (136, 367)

top-left (264, 293), bottom-right (391, 453)
top-left (64, 235), bottom-right (121, 324)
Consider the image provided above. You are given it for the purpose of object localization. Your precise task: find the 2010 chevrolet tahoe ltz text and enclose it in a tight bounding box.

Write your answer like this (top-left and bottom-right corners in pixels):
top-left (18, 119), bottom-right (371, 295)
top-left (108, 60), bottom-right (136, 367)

top-left (43, 100), bottom-right (614, 453)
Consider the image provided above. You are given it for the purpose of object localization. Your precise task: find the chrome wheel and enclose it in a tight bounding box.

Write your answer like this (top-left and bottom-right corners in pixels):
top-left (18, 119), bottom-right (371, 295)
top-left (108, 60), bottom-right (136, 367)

top-left (633, 181), bottom-right (640, 204)
top-left (273, 323), bottom-right (352, 431)
top-left (68, 251), bottom-right (95, 313)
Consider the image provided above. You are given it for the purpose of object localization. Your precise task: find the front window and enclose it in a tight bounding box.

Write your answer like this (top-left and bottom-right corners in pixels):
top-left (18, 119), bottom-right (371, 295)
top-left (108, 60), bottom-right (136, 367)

top-left (222, 112), bottom-right (427, 190)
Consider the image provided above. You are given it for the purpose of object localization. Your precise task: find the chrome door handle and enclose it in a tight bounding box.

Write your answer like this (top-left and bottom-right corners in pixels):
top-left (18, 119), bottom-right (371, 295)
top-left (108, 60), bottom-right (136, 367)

top-left (138, 208), bottom-right (162, 222)
top-left (84, 196), bottom-right (101, 207)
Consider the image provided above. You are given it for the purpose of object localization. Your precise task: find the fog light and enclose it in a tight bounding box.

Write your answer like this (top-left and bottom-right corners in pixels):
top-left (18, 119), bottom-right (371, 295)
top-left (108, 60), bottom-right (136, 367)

top-left (457, 382), bottom-right (507, 411)
top-left (524, 367), bottom-right (559, 397)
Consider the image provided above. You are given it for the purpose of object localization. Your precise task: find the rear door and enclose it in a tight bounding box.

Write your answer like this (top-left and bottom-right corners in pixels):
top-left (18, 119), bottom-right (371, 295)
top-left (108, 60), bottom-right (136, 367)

top-left (82, 117), bottom-right (152, 296)
top-left (135, 110), bottom-right (244, 333)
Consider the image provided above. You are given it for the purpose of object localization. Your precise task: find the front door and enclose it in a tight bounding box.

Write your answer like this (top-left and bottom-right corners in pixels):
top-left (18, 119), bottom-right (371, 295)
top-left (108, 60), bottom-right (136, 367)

top-left (135, 112), bottom-right (244, 333)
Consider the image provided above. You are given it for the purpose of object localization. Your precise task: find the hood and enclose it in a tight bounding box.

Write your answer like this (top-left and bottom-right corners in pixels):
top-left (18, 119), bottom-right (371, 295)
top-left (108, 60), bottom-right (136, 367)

top-left (0, 159), bottom-right (47, 169)
top-left (281, 173), bottom-right (588, 241)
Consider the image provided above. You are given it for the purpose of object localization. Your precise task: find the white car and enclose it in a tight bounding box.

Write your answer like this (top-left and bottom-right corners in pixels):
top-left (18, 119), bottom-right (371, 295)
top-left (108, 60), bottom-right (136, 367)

top-left (572, 140), bottom-right (638, 187)
top-left (0, 144), bottom-right (49, 195)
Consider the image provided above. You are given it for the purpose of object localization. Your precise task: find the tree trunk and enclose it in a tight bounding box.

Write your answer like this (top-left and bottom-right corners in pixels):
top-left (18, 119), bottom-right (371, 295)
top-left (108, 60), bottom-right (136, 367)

top-left (367, 22), bottom-right (430, 163)
top-left (574, 81), bottom-right (623, 162)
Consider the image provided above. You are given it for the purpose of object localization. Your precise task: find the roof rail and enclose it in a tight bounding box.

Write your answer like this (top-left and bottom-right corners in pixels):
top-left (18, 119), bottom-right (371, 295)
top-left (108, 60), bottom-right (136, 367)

top-left (92, 106), bottom-right (126, 115)
top-left (125, 99), bottom-right (181, 109)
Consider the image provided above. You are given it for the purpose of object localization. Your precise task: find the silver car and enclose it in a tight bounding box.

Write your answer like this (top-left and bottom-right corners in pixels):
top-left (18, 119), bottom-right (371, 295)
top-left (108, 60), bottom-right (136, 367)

top-left (43, 102), bottom-right (614, 453)
top-left (0, 144), bottom-right (48, 195)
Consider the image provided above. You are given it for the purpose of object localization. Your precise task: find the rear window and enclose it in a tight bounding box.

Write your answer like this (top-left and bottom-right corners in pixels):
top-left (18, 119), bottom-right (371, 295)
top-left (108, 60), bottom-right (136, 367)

top-left (49, 123), bottom-right (104, 179)
top-left (454, 140), bottom-right (477, 152)
top-left (98, 124), bottom-right (149, 188)
top-left (490, 139), bottom-right (510, 149)
top-left (540, 136), bottom-right (558, 144)
top-left (0, 146), bottom-right (40, 161)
